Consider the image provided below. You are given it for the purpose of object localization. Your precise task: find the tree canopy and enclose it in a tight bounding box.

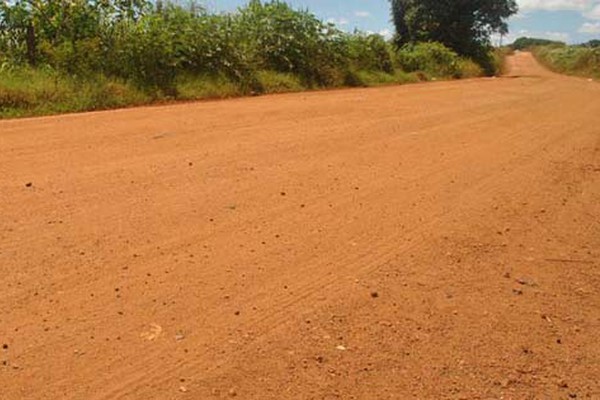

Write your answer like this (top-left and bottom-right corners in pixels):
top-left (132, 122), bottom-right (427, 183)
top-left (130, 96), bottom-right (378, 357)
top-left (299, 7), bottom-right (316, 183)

top-left (390, 0), bottom-right (518, 57)
top-left (511, 37), bottom-right (566, 50)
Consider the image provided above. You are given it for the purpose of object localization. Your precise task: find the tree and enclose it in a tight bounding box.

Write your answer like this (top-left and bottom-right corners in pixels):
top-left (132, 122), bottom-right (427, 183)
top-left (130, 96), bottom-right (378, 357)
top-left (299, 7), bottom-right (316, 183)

top-left (390, 0), bottom-right (518, 58)
top-left (511, 37), bottom-right (565, 50)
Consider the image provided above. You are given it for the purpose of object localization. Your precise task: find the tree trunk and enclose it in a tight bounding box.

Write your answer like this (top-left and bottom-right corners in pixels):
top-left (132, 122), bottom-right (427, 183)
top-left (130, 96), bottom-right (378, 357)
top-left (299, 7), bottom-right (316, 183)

top-left (26, 21), bottom-right (37, 66)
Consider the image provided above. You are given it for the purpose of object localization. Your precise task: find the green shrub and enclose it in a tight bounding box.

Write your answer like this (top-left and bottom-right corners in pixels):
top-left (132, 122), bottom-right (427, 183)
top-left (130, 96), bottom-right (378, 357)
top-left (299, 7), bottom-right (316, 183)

top-left (256, 71), bottom-right (304, 93)
top-left (346, 33), bottom-right (394, 73)
top-left (395, 42), bottom-right (462, 77)
top-left (456, 58), bottom-right (484, 78)
top-left (534, 45), bottom-right (600, 79)
top-left (0, 0), bottom-right (490, 118)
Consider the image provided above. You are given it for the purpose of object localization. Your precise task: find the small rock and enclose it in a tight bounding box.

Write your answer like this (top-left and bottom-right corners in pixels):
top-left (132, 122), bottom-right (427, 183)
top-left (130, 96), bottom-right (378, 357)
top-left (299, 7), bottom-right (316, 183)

top-left (516, 278), bottom-right (536, 286)
top-left (558, 380), bottom-right (569, 389)
top-left (513, 288), bottom-right (524, 295)
top-left (503, 272), bottom-right (511, 279)
top-left (2, 344), bottom-right (7, 350)
top-left (179, 386), bottom-right (188, 393)
top-left (175, 332), bottom-right (185, 342)
top-left (370, 291), bottom-right (379, 299)
top-left (568, 394), bottom-right (577, 399)
top-left (336, 345), bottom-right (347, 351)
top-left (228, 388), bottom-right (237, 397)
top-left (25, 182), bottom-right (33, 188)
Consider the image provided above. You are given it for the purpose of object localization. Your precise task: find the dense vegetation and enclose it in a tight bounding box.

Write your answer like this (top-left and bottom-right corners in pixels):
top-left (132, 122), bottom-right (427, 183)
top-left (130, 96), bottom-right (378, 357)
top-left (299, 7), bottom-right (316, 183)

top-left (389, 0), bottom-right (518, 74)
top-left (509, 37), bottom-right (600, 79)
top-left (0, 0), bottom-right (494, 118)
top-left (533, 45), bottom-right (600, 79)
top-left (510, 37), bottom-right (566, 50)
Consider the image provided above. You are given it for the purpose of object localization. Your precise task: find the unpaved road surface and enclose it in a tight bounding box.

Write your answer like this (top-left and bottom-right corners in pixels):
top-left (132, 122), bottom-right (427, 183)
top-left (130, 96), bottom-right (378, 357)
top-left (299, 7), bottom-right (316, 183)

top-left (1, 52), bottom-right (599, 399)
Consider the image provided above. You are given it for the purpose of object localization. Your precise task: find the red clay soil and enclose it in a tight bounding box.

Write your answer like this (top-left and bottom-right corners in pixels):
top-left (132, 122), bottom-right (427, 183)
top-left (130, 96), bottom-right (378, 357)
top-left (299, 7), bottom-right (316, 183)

top-left (1, 52), bottom-right (599, 399)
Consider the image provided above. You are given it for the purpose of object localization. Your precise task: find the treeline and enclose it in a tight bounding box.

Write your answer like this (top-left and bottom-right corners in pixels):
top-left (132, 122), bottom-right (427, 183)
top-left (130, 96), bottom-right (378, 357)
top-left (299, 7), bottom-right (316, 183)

top-left (511, 37), bottom-right (600, 50)
top-left (0, 0), bottom-right (491, 117)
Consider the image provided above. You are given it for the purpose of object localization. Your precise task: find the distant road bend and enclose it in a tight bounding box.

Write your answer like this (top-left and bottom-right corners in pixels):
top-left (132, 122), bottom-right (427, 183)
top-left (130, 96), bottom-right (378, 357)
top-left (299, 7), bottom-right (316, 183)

top-left (1, 52), bottom-right (599, 399)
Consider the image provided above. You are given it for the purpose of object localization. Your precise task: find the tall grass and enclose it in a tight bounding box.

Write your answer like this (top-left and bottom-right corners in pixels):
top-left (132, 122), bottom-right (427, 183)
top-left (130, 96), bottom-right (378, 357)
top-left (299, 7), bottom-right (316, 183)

top-left (533, 45), bottom-right (600, 79)
top-left (0, 1), bottom-right (491, 118)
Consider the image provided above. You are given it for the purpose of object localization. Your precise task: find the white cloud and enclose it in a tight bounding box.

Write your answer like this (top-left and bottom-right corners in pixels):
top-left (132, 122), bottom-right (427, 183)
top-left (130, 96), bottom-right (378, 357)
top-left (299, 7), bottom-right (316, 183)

top-left (378, 29), bottom-right (393, 39)
top-left (579, 21), bottom-right (600, 32)
top-left (326, 17), bottom-right (349, 26)
top-left (354, 11), bottom-right (371, 18)
top-left (518, 0), bottom-right (592, 11)
top-left (543, 30), bottom-right (572, 41)
top-left (586, 4), bottom-right (600, 18)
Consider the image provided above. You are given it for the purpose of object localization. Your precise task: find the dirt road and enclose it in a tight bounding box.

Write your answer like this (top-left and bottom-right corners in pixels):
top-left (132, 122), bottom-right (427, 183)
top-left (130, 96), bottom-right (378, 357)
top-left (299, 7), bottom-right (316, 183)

top-left (1, 52), bottom-right (599, 399)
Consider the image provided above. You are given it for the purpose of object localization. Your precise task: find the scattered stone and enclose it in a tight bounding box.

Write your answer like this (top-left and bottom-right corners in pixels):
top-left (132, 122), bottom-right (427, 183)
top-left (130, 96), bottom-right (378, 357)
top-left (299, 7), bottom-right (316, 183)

top-left (558, 380), bottom-right (569, 389)
top-left (228, 388), bottom-right (237, 397)
top-left (234, 311), bottom-right (240, 316)
top-left (513, 288), bottom-right (524, 295)
top-left (175, 332), bottom-right (185, 342)
top-left (179, 386), bottom-right (188, 393)
top-left (25, 182), bottom-right (32, 188)
top-left (315, 356), bottom-right (324, 363)
top-left (503, 272), bottom-right (511, 279)
top-left (280, 192), bottom-right (286, 196)
top-left (336, 345), bottom-right (347, 351)
top-left (516, 278), bottom-right (536, 287)
top-left (568, 394), bottom-right (577, 399)
top-left (370, 291), bottom-right (379, 299)
top-left (2, 344), bottom-right (7, 350)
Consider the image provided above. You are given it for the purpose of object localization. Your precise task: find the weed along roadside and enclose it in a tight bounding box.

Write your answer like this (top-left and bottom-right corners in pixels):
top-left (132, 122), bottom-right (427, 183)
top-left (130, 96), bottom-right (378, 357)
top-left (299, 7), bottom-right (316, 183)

top-left (0, 1), bottom-right (503, 119)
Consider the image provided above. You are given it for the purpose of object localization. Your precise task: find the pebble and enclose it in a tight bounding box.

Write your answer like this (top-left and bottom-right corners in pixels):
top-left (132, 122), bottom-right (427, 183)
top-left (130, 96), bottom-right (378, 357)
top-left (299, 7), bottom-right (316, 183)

top-left (179, 386), bottom-right (188, 393)
top-left (25, 182), bottom-right (32, 188)
top-left (370, 291), bottom-right (379, 299)
top-left (558, 380), bottom-right (569, 389)
top-left (336, 345), bottom-right (347, 351)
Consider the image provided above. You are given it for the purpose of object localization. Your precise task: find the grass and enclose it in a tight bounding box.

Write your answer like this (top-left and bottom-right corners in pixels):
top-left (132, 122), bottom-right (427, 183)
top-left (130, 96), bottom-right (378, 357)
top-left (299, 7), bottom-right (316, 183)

top-left (533, 46), bottom-right (600, 79)
top-left (0, 67), bottom-right (150, 118)
top-left (352, 70), bottom-right (421, 86)
top-left (0, 56), bottom-right (487, 119)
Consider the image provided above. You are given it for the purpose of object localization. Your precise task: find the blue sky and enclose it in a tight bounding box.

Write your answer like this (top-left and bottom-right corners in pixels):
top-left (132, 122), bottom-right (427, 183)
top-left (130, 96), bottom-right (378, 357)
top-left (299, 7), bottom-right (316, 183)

top-left (205, 0), bottom-right (600, 44)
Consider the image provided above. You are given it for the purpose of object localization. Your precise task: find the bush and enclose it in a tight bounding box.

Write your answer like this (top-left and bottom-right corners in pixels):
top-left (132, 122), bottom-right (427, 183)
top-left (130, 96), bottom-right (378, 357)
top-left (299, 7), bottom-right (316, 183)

top-left (394, 42), bottom-right (462, 77)
top-left (346, 33), bottom-right (394, 73)
top-left (534, 45), bottom-right (600, 78)
top-left (0, 0), bottom-right (489, 118)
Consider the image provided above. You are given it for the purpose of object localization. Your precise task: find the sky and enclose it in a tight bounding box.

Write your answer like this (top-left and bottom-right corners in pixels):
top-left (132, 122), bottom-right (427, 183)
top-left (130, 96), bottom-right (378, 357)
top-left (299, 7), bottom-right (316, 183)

top-left (204, 0), bottom-right (600, 44)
